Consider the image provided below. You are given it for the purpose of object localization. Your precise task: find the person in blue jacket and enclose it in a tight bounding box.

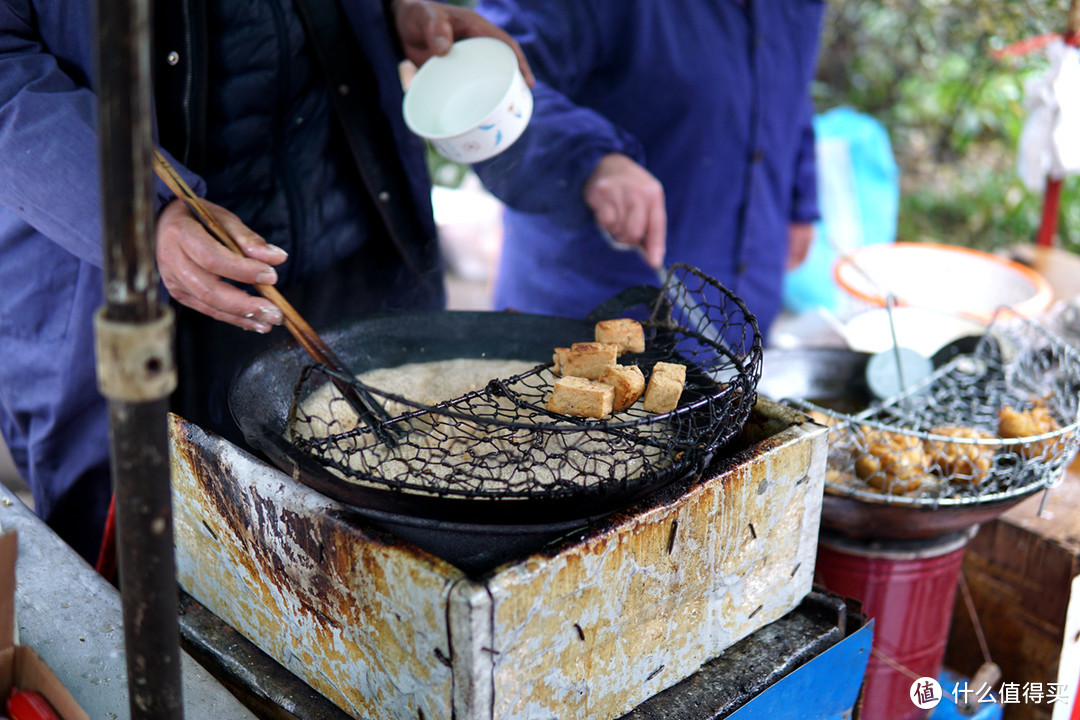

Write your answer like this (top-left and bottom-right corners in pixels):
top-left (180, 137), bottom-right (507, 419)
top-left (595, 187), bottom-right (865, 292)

top-left (474, 0), bottom-right (824, 337)
top-left (0, 0), bottom-right (530, 564)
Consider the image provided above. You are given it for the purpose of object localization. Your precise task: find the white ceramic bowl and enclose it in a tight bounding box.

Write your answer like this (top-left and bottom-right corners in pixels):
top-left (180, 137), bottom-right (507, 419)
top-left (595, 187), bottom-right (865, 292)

top-left (840, 306), bottom-right (987, 357)
top-left (834, 242), bottom-right (1053, 322)
top-left (403, 37), bottom-right (533, 163)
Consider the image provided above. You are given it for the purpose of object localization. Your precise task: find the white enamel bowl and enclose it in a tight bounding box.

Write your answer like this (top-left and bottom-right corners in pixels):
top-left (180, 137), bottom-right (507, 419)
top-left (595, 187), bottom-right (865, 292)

top-left (834, 242), bottom-right (1053, 322)
top-left (840, 307), bottom-right (988, 357)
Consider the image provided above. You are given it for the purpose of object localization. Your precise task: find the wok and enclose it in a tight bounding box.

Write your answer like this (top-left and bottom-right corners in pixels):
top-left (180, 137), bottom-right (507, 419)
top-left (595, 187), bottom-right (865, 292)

top-left (229, 295), bottom-right (755, 572)
top-left (233, 312), bottom-right (595, 507)
top-left (760, 346), bottom-right (1048, 540)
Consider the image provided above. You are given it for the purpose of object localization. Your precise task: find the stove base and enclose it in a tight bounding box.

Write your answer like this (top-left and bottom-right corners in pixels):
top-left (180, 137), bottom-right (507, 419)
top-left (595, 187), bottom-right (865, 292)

top-left (178, 590), bottom-right (870, 720)
top-left (169, 398), bottom-right (827, 720)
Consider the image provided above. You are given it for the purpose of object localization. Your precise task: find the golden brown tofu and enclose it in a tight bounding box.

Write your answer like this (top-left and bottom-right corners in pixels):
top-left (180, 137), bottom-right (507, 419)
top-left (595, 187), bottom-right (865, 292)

top-left (552, 347), bottom-right (570, 376)
top-left (642, 362), bottom-right (687, 413)
top-left (547, 376), bottom-right (615, 418)
top-left (652, 361), bottom-right (686, 383)
top-left (563, 342), bottom-right (619, 380)
top-left (599, 364), bottom-right (646, 411)
top-left (595, 318), bottom-right (646, 355)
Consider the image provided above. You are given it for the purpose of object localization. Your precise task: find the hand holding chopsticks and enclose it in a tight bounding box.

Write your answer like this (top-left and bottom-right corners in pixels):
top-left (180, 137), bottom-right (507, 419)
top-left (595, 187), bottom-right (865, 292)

top-left (151, 148), bottom-right (401, 445)
top-left (155, 195), bottom-right (286, 333)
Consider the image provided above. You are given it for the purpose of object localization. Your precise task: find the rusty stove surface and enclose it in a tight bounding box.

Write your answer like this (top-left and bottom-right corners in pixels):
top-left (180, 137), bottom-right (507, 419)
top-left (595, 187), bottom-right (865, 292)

top-left (169, 397), bottom-right (827, 720)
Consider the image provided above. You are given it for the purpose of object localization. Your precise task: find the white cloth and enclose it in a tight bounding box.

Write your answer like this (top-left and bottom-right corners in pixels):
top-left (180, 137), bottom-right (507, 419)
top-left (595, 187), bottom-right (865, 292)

top-left (1018, 41), bottom-right (1080, 190)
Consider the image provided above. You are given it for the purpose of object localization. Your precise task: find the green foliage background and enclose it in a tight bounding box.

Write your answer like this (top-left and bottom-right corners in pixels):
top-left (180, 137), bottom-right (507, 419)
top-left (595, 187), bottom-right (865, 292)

top-left (815, 0), bottom-right (1079, 254)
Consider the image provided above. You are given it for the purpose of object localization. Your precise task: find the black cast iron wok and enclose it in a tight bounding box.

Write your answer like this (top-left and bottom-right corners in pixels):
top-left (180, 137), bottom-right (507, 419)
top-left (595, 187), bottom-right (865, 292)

top-left (760, 346), bottom-right (1048, 540)
top-left (229, 288), bottom-right (759, 571)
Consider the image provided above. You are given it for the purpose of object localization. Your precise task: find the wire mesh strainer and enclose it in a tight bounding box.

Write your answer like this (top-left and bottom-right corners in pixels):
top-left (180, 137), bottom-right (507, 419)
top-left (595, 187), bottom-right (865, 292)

top-left (283, 264), bottom-right (763, 505)
top-left (789, 308), bottom-right (1080, 509)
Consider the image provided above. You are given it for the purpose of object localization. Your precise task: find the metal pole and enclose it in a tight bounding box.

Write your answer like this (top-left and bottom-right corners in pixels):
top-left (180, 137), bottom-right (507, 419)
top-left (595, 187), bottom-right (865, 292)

top-left (92, 0), bottom-right (185, 716)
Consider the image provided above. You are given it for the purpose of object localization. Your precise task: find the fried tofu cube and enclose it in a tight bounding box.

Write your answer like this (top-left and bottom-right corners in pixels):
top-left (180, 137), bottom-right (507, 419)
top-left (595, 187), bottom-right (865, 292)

top-left (563, 342), bottom-right (619, 380)
top-left (652, 361), bottom-right (686, 383)
top-left (642, 362), bottom-right (686, 413)
top-left (552, 347), bottom-right (570, 376)
top-left (599, 364), bottom-right (646, 411)
top-left (595, 318), bottom-right (645, 355)
top-left (547, 376), bottom-right (614, 419)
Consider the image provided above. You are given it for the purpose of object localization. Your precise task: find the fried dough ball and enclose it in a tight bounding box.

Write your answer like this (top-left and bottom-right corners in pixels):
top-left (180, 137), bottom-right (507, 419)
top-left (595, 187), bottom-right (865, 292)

top-left (853, 428), bottom-right (928, 495)
top-left (824, 468), bottom-right (858, 493)
top-left (807, 409), bottom-right (840, 428)
top-left (998, 404), bottom-right (1062, 460)
top-left (924, 425), bottom-right (996, 485)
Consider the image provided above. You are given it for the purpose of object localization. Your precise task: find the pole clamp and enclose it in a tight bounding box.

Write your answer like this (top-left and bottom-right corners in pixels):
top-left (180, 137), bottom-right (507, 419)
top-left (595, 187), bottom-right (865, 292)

top-left (94, 306), bottom-right (178, 402)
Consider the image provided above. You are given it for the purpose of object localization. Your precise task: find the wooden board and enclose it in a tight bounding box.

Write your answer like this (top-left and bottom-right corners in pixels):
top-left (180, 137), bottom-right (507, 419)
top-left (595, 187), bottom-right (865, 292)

top-left (946, 463), bottom-right (1080, 720)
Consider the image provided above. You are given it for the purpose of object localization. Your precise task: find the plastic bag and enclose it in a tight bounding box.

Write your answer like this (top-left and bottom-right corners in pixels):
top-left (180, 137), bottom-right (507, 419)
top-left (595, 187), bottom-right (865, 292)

top-left (1018, 40), bottom-right (1080, 191)
top-left (783, 107), bottom-right (899, 314)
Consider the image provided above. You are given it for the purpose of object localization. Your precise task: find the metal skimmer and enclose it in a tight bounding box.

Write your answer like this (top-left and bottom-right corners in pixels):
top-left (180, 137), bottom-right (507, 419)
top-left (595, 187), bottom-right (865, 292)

top-left (285, 264), bottom-right (763, 503)
top-left (789, 308), bottom-right (1080, 508)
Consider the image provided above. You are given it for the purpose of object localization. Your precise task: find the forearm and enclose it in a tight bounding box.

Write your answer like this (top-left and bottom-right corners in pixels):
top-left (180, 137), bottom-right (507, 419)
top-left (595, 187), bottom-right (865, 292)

top-left (0, 19), bottom-right (203, 267)
top-left (0, 53), bottom-right (105, 265)
top-left (473, 81), bottom-right (643, 225)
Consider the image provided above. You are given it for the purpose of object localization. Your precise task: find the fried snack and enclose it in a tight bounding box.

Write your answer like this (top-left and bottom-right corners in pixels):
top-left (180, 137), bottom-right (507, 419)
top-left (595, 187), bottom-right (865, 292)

top-left (595, 318), bottom-right (646, 355)
top-left (563, 342), bottom-right (619, 380)
top-left (853, 428), bottom-right (928, 495)
top-left (547, 376), bottom-right (615, 419)
top-left (599, 364), bottom-right (646, 411)
top-left (998, 404), bottom-right (1062, 460)
top-left (552, 347), bottom-right (570, 376)
top-left (825, 468), bottom-right (863, 494)
top-left (643, 362), bottom-right (686, 414)
top-left (807, 409), bottom-right (841, 428)
top-left (924, 425), bottom-right (996, 485)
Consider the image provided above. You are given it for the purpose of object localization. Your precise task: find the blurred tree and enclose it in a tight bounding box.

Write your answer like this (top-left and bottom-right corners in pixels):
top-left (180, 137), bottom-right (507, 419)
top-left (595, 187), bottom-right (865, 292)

top-left (814, 0), bottom-right (1079, 254)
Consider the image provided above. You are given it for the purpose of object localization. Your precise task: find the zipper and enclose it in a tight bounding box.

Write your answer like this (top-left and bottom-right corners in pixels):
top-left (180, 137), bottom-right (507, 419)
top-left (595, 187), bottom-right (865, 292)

top-left (267, 0), bottom-right (305, 279)
top-left (180, 0), bottom-right (194, 164)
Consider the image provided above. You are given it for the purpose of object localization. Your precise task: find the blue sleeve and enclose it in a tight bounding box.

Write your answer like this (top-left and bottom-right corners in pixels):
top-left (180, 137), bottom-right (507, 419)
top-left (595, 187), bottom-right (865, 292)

top-left (790, 91), bottom-right (820, 224)
top-left (0, 1), bottom-right (203, 269)
top-left (790, 115), bottom-right (819, 224)
top-left (472, 0), bottom-right (644, 227)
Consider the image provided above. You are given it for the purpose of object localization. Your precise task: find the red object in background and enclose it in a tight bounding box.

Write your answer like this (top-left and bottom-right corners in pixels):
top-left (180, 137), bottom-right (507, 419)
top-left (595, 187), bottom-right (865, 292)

top-left (7, 688), bottom-right (61, 720)
top-left (816, 531), bottom-right (971, 720)
top-left (93, 493), bottom-right (116, 584)
top-left (989, 31), bottom-right (1079, 60)
top-left (1034, 16), bottom-right (1080, 247)
top-left (1037, 179), bottom-right (1065, 248)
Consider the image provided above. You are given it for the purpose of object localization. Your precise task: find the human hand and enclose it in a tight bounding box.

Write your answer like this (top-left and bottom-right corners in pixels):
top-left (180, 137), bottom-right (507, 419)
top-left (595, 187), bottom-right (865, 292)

top-left (390, 0), bottom-right (534, 87)
top-left (584, 153), bottom-right (666, 269)
top-left (155, 198), bottom-right (289, 333)
top-left (787, 222), bottom-right (815, 269)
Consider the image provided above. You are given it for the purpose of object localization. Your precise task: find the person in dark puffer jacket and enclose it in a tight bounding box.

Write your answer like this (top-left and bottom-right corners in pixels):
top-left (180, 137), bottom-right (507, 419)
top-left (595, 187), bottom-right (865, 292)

top-left (0, 0), bottom-right (532, 564)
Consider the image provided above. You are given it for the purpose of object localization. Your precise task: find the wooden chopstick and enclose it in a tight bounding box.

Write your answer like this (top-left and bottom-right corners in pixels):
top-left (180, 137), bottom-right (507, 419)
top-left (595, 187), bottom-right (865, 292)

top-left (151, 149), bottom-right (399, 443)
top-left (150, 149), bottom-right (351, 371)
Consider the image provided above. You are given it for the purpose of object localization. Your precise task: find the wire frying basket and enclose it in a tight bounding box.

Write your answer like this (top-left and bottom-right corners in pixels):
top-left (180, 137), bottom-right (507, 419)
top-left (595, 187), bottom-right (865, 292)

top-left (285, 264), bottom-right (763, 503)
top-left (789, 308), bottom-right (1080, 508)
